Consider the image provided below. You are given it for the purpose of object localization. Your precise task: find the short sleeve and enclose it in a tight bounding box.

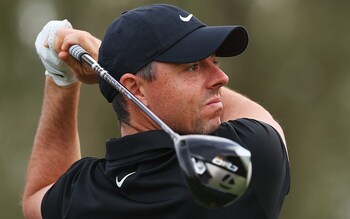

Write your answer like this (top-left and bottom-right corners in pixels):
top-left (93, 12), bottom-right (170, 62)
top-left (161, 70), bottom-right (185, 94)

top-left (41, 158), bottom-right (96, 219)
top-left (213, 118), bottom-right (290, 218)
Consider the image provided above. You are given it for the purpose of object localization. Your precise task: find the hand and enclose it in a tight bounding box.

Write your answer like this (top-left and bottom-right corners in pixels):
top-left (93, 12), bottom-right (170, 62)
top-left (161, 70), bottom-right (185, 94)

top-left (35, 20), bottom-right (78, 86)
top-left (54, 29), bottom-right (101, 84)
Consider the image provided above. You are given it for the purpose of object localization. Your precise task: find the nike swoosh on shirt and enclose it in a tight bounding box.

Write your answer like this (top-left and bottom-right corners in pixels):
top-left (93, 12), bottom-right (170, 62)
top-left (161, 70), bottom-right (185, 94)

top-left (116, 172), bottom-right (136, 188)
top-left (179, 14), bottom-right (193, 22)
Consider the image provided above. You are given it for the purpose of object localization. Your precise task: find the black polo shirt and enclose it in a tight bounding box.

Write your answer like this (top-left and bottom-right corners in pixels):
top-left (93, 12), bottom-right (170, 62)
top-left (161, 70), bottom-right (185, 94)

top-left (42, 118), bottom-right (290, 219)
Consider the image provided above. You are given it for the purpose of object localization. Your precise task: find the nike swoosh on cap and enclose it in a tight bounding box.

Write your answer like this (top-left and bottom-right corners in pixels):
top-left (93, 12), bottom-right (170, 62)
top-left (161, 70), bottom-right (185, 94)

top-left (116, 172), bottom-right (136, 188)
top-left (179, 14), bottom-right (193, 22)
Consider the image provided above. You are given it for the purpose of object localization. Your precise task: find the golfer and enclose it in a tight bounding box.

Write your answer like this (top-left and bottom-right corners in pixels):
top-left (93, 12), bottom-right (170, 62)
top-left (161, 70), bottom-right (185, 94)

top-left (23, 4), bottom-right (290, 219)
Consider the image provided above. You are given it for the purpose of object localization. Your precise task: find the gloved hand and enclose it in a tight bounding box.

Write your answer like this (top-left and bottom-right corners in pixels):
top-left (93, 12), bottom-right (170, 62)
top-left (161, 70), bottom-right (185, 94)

top-left (35, 19), bottom-right (77, 86)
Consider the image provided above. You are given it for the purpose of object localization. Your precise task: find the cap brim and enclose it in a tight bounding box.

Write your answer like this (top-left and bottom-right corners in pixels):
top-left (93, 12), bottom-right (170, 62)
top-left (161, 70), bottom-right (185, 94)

top-left (154, 25), bottom-right (248, 63)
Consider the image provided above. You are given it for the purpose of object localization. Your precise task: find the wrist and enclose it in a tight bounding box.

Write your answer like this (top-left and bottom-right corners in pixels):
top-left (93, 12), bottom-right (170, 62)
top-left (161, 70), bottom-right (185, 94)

top-left (45, 76), bottom-right (81, 103)
top-left (46, 76), bottom-right (81, 90)
top-left (44, 76), bottom-right (81, 120)
top-left (44, 70), bottom-right (78, 87)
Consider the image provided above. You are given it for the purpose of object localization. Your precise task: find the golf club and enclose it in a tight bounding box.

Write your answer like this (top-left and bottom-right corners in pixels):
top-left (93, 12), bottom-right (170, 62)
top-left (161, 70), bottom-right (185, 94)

top-left (69, 45), bottom-right (252, 209)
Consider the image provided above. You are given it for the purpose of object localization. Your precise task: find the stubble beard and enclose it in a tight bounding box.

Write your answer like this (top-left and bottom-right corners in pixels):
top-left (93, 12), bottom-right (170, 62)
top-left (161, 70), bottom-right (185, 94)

top-left (192, 112), bottom-right (222, 134)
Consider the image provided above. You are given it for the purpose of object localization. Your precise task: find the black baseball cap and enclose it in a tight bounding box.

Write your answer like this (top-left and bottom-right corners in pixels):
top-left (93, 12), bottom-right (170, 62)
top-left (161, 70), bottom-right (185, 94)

top-left (98, 4), bottom-right (248, 102)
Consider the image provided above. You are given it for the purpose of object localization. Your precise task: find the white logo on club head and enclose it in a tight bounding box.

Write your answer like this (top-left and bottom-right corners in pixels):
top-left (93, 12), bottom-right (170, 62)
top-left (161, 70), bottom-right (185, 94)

top-left (179, 14), bottom-right (193, 22)
top-left (116, 172), bottom-right (136, 188)
top-left (191, 157), bottom-right (206, 175)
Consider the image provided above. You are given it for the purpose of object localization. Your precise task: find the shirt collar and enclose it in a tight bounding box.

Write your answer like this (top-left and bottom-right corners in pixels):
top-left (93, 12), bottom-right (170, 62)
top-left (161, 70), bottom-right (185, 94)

top-left (105, 130), bottom-right (173, 161)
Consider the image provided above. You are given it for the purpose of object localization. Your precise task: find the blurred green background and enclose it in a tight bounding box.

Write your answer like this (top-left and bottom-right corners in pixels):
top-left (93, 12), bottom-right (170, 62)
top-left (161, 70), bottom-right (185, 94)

top-left (1, 0), bottom-right (349, 218)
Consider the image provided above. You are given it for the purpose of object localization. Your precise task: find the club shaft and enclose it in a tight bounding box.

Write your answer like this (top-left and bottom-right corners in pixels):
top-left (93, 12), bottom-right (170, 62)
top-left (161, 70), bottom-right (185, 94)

top-left (68, 45), bottom-right (179, 140)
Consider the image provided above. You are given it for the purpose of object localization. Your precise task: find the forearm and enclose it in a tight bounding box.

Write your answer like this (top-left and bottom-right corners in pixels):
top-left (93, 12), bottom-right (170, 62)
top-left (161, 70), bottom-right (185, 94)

top-left (220, 87), bottom-right (286, 144)
top-left (24, 77), bottom-right (81, 200)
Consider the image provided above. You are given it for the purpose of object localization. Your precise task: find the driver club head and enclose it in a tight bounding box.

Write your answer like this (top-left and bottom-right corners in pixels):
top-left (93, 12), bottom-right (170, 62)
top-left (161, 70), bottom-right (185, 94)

top-left (174, 135), bottom-right (252, 209)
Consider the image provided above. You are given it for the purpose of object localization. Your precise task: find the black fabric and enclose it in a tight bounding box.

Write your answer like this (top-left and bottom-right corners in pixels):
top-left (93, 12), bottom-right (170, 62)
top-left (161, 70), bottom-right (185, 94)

top-left (42, 118), bottom-right (290, 219)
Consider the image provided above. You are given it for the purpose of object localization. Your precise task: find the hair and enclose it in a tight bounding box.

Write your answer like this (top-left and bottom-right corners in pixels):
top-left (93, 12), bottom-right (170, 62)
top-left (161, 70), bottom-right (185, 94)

top-left (112, 62), bottom-right (157, 123)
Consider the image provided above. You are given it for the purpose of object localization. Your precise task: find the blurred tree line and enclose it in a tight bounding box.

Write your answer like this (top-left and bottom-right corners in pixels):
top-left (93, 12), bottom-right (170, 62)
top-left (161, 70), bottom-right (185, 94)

top-left (1, 0), bottom-right (350, 218)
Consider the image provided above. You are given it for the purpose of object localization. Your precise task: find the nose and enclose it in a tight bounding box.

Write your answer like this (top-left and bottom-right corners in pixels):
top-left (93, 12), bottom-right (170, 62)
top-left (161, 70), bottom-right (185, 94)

top-left (207, 62), bottom-right (229, 90)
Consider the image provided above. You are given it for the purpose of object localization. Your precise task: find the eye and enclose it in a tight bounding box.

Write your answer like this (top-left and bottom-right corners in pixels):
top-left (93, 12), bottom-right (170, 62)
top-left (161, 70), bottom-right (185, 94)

top-left (213, 59), bottom-right (220, 67)
top-left (188, 63), bottom-right (199, 72)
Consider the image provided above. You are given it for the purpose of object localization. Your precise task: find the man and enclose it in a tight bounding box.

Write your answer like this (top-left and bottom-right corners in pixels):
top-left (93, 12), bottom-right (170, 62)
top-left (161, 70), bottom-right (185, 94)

top-left (23, 4), bottom-right (290, 219)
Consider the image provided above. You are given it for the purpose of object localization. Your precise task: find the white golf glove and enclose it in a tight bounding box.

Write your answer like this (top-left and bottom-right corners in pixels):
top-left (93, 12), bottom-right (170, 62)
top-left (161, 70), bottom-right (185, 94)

top-left (35, 19), bottom-right (77, 86)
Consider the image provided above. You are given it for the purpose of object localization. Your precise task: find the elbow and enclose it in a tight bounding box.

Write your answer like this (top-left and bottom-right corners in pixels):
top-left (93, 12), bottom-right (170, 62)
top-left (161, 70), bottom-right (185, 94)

top-left (22, 197), bottom-right (31, 219)
top-left (22, 195), bottom-right (43, 219)
top-left (21, 183), bottom-right (51, 219)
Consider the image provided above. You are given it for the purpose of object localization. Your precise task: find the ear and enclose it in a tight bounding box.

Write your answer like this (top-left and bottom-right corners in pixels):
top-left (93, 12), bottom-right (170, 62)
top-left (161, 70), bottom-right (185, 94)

top-left (119, 73), bottom-right (148, 106)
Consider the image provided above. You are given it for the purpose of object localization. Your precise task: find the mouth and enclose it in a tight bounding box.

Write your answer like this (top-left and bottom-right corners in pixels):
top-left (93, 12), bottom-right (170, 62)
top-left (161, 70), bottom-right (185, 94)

top-left (205, 96), bottom-right (223, 109)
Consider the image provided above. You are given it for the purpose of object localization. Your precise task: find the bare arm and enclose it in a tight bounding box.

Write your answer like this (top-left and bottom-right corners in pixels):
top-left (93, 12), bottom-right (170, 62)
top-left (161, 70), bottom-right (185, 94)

top-left (220, 87), bottom-right (286, 145)
top-left (23, 78), bottom-right (81, 219)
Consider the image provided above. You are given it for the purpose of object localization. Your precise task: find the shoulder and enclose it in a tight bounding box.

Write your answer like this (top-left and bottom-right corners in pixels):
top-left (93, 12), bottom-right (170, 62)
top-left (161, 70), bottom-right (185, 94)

top-left (213, 118), bottom-right (290, 189)
top-left (66, 157), bottom-right (99, 174)
top-left (214, 118), bottom-right (290, 217)
top-left (41, 157), bottom-right (101, 218)
top-left (214, 118), bottom-right (284, 147)
top-left (48, 157), bottom-right (100, 190)
top-left (214, 118), bottom-right (287, 165)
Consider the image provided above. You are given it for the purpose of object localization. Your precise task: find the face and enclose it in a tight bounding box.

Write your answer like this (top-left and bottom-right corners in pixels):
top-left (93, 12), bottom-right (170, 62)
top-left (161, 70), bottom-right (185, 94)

top-left (142, 55), bottom-right (229, 134)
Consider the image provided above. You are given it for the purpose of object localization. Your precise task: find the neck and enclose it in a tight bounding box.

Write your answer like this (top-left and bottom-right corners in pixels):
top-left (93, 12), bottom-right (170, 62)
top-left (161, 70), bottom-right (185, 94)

top-left (120, 110), bottom-right (161, 137)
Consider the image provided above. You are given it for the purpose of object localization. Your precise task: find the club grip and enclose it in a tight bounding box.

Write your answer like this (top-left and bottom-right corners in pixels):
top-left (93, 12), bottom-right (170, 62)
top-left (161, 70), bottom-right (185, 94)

top-left (69, 45), bottom-right (88, 62)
